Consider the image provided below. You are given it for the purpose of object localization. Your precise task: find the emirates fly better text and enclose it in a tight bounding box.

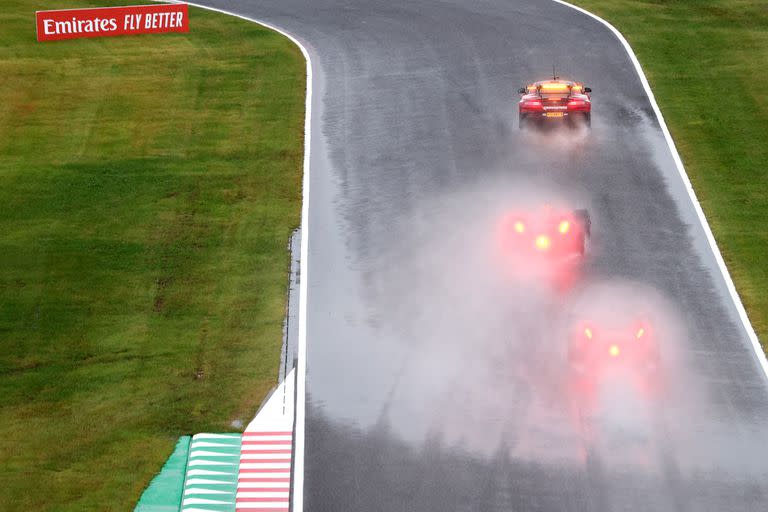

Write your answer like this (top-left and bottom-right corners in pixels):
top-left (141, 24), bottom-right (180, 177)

top-left (36, 4), bottom-right (189, 41)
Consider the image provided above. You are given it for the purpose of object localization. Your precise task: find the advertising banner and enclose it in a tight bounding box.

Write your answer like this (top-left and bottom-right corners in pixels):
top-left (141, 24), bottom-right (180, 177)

top-left (36, 3), bottom-right (189, 42)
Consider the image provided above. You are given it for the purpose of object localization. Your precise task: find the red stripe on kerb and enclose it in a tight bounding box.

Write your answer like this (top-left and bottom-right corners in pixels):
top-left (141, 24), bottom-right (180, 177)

top-left (240, 458), bottom-right (291, 463)
top-left (238, 477), bottom-right (291, 483)
top-left (238, 468), bottom-right (291, 473)
top-left (241, 449), bottom-right (292, 454)
top-left (236, 509), bottom-right (288, 512)
top-left (236, 497), bottom-right (290, 502)
top-left (236, 508), bottom-right (288, 512)
top-left (243, 431), bottom-right (293, 436)
top-left (235, 487), bottom-right (289, 493)
top-left (241, 440), bottom-right (292, 445)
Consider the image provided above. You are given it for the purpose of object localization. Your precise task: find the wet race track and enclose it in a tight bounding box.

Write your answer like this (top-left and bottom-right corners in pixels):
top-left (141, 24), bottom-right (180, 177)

top-left (194, 0), bottom-right (768, 510)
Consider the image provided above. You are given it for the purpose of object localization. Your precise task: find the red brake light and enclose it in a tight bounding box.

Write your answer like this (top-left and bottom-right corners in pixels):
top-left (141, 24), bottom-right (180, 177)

top-left (521, 98), bottom-right (544, 111)
top-left (567, 99), bottom-right (588, 110)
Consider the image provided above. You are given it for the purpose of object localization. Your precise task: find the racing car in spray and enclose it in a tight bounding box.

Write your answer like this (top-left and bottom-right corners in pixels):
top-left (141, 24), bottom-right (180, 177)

top-left (568, 320), bottom-right (661, 377)
top-left (566, 317), bottom-right (665, 459)
top-left (518, 77), bottom-right (592, 128)
top-left (567, 317), bottom-right (663, 422)
top-left (497, 206), bottom-right (590, 291)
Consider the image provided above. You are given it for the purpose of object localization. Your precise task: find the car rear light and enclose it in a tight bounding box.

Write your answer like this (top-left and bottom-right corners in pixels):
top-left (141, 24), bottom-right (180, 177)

top-left (609, 345), bottom-right (620, 357)
top-left (514, 221), bottom-right (525, 233)
top-left (535, 235), bottom-right (551, 251)
top-left (567, 100), bottom-right (588, 110)
top-left (584, 327), bottom-right (593, 340)
top-left (636, 327), bottom-right (645, 339)
top-left (559, 220), bottom-right (570, 234)
top-left (521, 99), bottom-right (543, 111)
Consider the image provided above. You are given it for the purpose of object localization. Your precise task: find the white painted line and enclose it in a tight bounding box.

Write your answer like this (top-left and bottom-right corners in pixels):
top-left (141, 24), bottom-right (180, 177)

top-left (552, 0), bottom-right (768, 380)
top-left (151, 3), bottom-right (312, 510)
top-left (186, 469), bottom-right (233, 477)
top-left (191, 433), bottom-right (240, 439)
top-left (241, 445), bottom-right (292, 450)
top-left (241, 435), bottom-right (292, 441)
top-left (238, 482), bottom-right (291, 489)
top-left (236, 491), bottom-right (290, 498)
top-left (189, 451), bottom-right (241, 457)
top-left (241, 455), bottom-right (292, 461)
top-left (238, 472), bottom-right (291, 479)
top-left (184, 489), bottom-right (234, 496)
top-left (182, 497), bottom-right (233, 505)
top-left (240, 449), bottom-right (291, 462)
top-left (183, 508), bottom-right (232, 512)
top-left (187, 460), bottom-right (237, 467)
top-left (240, 460), bottom-right (293, 466)
top-left (191, 441), bottom-right (243, 448)
top-left (185, 478), bottom-right (236, 485)
top-left (239, 462), bottom-right (292, 470)
top-left (235, 503), bottom-right (289, 509)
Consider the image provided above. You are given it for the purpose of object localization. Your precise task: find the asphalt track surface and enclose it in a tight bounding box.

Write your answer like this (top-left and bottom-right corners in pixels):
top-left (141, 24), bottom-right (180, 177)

top-left (196, 1), bottom-right (768, 510)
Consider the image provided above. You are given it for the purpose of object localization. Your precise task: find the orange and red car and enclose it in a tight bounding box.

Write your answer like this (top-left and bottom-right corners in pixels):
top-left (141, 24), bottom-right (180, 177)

top-left (518, 79), bottom-right (592, 128)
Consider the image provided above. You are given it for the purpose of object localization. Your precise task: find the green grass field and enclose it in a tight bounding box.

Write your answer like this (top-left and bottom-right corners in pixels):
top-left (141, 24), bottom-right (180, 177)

top-left (570, 0), bottom-right (768, 349)
top-left (0, 1), bottom-right (305, 509)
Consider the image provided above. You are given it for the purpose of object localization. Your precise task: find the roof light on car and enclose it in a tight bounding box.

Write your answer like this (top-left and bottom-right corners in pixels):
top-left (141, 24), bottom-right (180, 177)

top-left (540, 83), bottom-right (569, 91)
top-left (559, 220), bottom-right (570, 234)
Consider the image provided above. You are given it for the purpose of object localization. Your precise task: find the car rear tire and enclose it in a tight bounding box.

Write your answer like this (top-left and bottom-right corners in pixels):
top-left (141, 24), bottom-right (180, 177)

top-left (574, 209), bottom-right (591, 237)
top-left (569, 112), bottom-right (591, 129)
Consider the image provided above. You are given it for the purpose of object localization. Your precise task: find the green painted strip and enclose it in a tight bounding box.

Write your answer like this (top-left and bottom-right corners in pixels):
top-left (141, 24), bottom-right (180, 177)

top-left (134, 434), bottom-right (242, 512)
top-left (134, 436), bottom-right (191, 512)
top-left (180, 434), bottom-right (242, 512)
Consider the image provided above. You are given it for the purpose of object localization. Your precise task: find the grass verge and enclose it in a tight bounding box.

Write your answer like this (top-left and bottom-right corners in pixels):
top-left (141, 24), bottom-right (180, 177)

top-left (0, 1), bottom-right (305, 509)
top-left (570, 0), bottom-right (768, 349)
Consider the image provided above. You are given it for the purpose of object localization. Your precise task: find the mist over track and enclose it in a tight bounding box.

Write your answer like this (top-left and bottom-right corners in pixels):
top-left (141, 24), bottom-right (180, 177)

top-left (193, 0), bottom-right (768, 509)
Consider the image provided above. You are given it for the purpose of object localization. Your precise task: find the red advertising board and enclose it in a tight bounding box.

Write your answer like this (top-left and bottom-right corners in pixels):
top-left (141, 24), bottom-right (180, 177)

top-left (36, 3), bottom-right (189, 42)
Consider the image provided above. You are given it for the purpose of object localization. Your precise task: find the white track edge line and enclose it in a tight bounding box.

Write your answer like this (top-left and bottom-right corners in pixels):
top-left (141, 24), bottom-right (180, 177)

top-left (152, 2), bottom-right (312, 510)
top-left (551, 0), bottom-right (768, 379)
